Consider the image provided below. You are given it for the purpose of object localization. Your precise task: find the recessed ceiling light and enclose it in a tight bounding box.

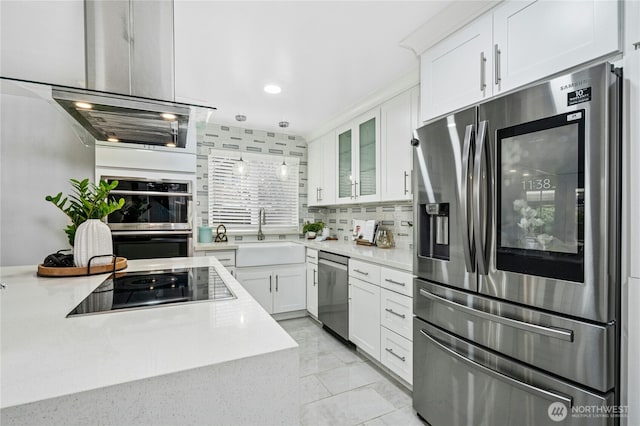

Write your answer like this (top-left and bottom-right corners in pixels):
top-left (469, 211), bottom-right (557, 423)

top-left (107, 137), bottom-right (119, 142)
top-left (74, 102), bottom-right (92, 109)
top-left (235, 114), bottom-right (247, 122)
top-left (161, 113), bottom-right (177, 120)
top-left (279, 121), bottom-right (289, 128)
top-left (264, 84), bottom-right (281, 94)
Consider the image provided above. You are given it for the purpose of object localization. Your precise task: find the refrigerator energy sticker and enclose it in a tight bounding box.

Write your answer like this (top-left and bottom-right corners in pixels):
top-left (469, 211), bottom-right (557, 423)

top-left (567, 87), bottom-right (592, 106)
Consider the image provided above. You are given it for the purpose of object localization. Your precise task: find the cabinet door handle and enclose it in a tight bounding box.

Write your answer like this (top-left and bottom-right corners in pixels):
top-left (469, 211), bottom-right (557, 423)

top-left (319, 187), bottom-right (323, 201)
top-left (385, 308), bottom-right (406, 319)
top-left (269, 275), bottom-right (272, 293)
top-left (353, 269), bottom-right (369, 276)
top-left (354, 181), bottom-right (359, 198)
top-left (403, 171), bottom-right (409, 195)
top-left (385, 347), bottom-right (406, 362)
top-left (313, 269), bottom-right (317, 286)
top-left (494, 44), bottom-right (501, 85)
top-left (384, 278), bottom-right (406, 287)
top-left (217, 258), bottom-right (231, 262)
top-left (276, 275), bottom-right (279, 292)
top-left (480, 51), bottom-right (487, 91)
top-left (316, 187), bottom-right (320, 202)
top-left (350, 182), bottom-right (355, 199)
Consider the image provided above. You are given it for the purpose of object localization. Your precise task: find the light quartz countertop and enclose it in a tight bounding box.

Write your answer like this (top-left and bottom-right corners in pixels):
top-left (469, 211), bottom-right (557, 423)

top-left (0, 256), bottom-right (297, 409)
top-left (195, 239), bottom-right (413, 272)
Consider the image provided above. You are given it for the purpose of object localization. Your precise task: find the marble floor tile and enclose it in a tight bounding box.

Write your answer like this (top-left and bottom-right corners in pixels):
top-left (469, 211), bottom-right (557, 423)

top-left (363, 405), bottom-right (426, 426)
top-left (362, 379), bottom-right (412, 409)
top-left (299, 351), bottom-right (346, 377)
top-left (300, 375), bottom-right (332, 405)
top-left (301, 387), bottom-right (395, 426)
top-left (316, 362), bottom-right (385, 395)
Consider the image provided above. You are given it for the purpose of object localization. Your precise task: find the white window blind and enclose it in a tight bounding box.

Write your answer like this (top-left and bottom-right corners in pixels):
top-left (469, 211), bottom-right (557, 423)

top-left (208, 150), bottom-right (300, 233)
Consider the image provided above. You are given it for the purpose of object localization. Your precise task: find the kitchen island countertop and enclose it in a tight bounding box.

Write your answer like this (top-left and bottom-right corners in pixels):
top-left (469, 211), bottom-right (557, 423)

top-left (0, 257), bottom-right (298, 424)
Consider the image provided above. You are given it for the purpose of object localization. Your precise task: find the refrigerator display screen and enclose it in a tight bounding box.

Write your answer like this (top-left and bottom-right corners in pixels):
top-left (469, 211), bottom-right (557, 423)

top-left (496, 111), bottom-right (585, 283)
top-left (500, 124), bottom-right (580, 254)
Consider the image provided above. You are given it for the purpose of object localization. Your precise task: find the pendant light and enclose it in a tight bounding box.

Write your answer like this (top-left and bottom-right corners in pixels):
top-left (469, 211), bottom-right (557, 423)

top-left (276, 159), bottom-right (289, 181)
top-left (233, 155), bottom-right (249, 176)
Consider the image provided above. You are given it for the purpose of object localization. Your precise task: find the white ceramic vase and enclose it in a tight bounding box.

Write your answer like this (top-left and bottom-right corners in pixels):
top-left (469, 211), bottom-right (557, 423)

top-left (74, 219), bottom-right (113, 267)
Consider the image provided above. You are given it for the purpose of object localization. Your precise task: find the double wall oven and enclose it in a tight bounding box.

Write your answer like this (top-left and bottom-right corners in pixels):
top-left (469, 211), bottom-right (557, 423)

top-left (413, 63), bottom-right (621, 425)
top-left (104, 177), bottom-right (193, 259)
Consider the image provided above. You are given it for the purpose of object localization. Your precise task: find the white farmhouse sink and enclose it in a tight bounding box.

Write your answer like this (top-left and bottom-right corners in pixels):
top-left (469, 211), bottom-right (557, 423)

top-left (236, 242), bottom-right (305, 267)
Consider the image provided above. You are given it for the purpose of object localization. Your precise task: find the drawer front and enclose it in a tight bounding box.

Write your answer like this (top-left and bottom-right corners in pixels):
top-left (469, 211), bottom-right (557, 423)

top-left (415, 279), bottom-right (615, 392)
top-left (349, 259), bottom-right (380, 285)
top-left (381, 289), bottom-right (413, 340)
top-left (205, 250), bottom-right (236, 267)
top-left (380, 326), bottom-right (413, 384)
top-left (306, 248), bottom-right (318, 264)
top-left (380, 267), bottom-right (413, 297)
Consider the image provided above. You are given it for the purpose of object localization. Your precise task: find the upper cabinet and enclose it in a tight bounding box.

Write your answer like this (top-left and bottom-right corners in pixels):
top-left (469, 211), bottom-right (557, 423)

top-left (0, 1), bottom-right (86, 88)
top-left (336, 109), bottom-right (381, 204)
top-left (493, 0), bottom-right (619, 93)
top-left (420, 13), bottom-right (493, 122)
top-left (420, 0), bottom-right (620, 123)
top-left (380, 86), bottom-right (419, 202)
top-left (307, 131), bottom-right (336, 207)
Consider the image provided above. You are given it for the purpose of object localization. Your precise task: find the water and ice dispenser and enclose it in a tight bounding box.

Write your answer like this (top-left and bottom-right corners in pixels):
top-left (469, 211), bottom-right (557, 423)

top-left (419, 203), bottom-right (450, 261)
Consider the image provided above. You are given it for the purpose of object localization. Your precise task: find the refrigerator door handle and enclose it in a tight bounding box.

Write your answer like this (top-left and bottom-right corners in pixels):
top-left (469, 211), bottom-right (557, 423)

top-left (418, 328), bottom-right (574, 407)
top-left (418, 288), bottom-right (574, 342)
top-left (457, 124), bottom-right (476, 273)
top-left (473, 120), bottom-right (492, 275)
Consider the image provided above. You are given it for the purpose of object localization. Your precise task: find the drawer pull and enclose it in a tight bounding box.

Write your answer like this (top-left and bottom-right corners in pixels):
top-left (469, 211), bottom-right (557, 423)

top-left (385, 347), bottom-right (406, 362)
top-left (385, 308), bottom-right (406, 319)
top-left (384, 278), bottom-right (406, 287)
top-left (217, 258), bottom-right (232, 262)
top-left (306, 255), bottom-right (316, 260)
top-left (353, 269), bottom-right (369, 276)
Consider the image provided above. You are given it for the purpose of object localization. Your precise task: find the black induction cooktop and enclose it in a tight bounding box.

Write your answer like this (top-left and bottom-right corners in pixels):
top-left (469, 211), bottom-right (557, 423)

top-left (67, 267), bottom-right (235, 317)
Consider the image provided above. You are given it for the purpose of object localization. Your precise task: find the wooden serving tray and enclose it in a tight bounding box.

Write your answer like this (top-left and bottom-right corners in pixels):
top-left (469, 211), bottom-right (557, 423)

top-left (37, 257), bottom-right (127, 277)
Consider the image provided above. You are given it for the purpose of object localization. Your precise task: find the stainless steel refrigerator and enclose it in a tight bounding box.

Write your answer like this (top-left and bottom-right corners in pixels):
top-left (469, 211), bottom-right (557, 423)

top-left (412, 63), bottom-right (621, 426)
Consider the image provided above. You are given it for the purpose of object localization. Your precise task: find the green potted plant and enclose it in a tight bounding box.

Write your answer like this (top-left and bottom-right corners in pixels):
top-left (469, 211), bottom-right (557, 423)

top-left (303, 221), bottom-right (325, 239)
top-left (46, 178), bottom-right (125, 267)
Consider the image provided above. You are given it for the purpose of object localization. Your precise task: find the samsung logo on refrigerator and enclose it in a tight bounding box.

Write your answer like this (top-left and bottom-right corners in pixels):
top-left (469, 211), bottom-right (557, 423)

top-left (560, 79), bottom-right (591, 91)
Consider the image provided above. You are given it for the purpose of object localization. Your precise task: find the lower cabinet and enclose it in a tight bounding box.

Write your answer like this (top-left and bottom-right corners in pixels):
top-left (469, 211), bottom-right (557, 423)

top-left (306, 262), bottom-right (318, 317)
top-left (235, 264), bottom-right (306, 314)
top-left (349, 277), bottom-right (381, 361)
top-left (380, 326), bottom-right (413, 384)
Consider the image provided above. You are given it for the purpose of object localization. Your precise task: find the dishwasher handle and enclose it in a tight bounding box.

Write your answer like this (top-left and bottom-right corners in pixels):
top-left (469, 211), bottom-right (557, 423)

top-left (318, 258), bottom-right (348, 272)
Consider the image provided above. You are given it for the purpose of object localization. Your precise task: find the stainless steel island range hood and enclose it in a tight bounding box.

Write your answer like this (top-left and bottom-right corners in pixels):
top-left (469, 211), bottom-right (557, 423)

top-left (52, 0), bottom-right (213, 148)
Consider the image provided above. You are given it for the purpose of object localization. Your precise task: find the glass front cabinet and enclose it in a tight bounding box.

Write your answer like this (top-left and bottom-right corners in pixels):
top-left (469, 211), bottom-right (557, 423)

top-left (336, 108), bottom-right (381, 204)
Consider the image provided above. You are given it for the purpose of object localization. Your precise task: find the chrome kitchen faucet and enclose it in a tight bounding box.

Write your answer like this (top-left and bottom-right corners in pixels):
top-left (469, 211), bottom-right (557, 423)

top-left (257, 208), bottom-right (266, 240)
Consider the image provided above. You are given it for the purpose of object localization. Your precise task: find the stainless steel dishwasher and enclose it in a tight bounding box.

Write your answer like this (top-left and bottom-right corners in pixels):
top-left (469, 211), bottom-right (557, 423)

top-left (318, 251), bottom-right (349, 341)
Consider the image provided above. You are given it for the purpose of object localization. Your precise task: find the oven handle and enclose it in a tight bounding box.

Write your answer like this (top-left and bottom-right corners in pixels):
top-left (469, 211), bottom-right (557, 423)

top-left (110, 190), bottom-right (192, 197)
top-left (419, 288), bottom-right (574, 342)
top-left (418, 328), bottom-right (574, 407)
top-left (111, 230), bottom-right (193, 236)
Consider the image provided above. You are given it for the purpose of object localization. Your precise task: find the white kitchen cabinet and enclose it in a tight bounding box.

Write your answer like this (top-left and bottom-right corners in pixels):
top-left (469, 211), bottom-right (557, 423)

top-left (306, 249), bottom-right (319, 317)
top-left (336, 108), bottom-right (381, 204)
top-left (420, 13), bottom-right (493, 122)
top-left (349, 277), bottom-right (381, 361)
top-left (380, 289), bottom-right (413, 341)
top-left (493, 0), bottom-right (620, 94)
top-left (380, 326), bottom-right (413, 384)
top-left (306, 263), bottom-right (318, 317)
top-left (307, 132), bottom-right (336, 207)
top-left (380, 86), bottom-right (419, 201)
top-left (0, 1), bottom-right (86, 88)
top-left (235, 264), bottom-right (306, 314)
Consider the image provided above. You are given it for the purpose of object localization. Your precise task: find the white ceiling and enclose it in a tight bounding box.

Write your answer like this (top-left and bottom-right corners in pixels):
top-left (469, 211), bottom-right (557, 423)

top-left (174, 1), bottom-right (451, 139)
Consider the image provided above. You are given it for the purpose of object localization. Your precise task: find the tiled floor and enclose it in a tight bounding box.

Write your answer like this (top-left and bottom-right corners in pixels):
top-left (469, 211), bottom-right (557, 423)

top-left (278, 317), bottom-right (426, 426)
